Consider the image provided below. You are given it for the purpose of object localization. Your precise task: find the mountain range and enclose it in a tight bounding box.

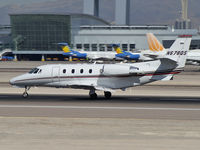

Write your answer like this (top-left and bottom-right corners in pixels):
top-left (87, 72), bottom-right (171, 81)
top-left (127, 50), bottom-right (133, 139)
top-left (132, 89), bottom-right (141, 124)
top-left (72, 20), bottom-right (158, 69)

top-left (0, 0), bottom-right (199, 28)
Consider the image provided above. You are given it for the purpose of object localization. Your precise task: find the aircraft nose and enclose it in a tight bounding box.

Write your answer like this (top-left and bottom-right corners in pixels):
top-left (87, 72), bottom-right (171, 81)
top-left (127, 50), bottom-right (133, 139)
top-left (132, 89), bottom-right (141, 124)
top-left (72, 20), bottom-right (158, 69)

top-left (9, 78), bottom-right (16, 85)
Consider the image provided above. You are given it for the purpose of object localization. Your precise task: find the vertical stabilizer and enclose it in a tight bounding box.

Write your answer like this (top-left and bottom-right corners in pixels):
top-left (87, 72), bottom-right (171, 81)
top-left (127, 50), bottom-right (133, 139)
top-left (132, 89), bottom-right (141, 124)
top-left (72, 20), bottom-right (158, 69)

top-left (111, 44), bottom-right (123, 54)
top-left (164, 35), bottom-right (192, 68)
top-left (147, 33), bottom-right (165, 52)
top-left (58, 43), bottom-right (71, 53)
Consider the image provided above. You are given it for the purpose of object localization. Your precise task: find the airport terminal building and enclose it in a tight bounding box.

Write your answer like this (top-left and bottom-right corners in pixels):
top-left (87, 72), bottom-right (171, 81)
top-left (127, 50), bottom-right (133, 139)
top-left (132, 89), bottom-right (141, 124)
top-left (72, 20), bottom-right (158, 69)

top-left (0, 25), bottom-right (11, 51)
top-left (74, 25), bottom-right (200, 51)
top-left (0, 13), bottom-right (200, 60)
top-left (9, 13), bottom-right (110, 60)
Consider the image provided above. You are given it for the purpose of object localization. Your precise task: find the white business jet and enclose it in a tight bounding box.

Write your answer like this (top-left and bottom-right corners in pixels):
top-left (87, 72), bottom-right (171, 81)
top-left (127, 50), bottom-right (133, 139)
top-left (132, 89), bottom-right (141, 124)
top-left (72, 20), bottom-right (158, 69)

top-left (10, 35), bottom-right (192, 99)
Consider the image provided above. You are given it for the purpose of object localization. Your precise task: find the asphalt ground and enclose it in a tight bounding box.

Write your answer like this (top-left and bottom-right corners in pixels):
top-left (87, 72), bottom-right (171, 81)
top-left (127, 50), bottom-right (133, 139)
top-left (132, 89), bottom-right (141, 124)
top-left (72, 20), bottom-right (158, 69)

top-left (0, 93), bottom-right (200, 120)
top-left (0, 93), bottom-right (200, 150)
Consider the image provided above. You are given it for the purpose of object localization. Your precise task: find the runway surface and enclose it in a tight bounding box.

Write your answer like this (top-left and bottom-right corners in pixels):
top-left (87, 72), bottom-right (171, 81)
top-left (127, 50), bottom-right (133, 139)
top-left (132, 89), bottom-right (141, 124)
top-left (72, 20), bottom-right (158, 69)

top-left (0, 94), bottom-right (200, 150)
top-left (0, 94), bottom-right (200, 120)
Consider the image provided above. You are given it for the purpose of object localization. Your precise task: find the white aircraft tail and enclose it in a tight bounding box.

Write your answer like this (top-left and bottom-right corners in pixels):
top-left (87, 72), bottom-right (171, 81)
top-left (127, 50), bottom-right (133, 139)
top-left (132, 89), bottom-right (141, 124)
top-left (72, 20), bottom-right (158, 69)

top-left (164, 35), bottom-right (192, 69)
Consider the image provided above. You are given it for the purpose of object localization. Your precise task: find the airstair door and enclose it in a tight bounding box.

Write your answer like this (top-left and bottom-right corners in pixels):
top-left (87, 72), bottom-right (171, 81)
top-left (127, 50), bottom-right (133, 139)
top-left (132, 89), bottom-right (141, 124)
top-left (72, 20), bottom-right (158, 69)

top-left (52, 67), bottom-right (60, 82)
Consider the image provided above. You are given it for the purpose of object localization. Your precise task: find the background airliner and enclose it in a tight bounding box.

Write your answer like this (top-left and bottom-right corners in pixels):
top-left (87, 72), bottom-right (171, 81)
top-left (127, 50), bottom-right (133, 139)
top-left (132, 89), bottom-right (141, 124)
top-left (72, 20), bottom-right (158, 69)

top-left (145, 33), bottom-right (200, 66)
top-left (58, 43), bottom-right (151, 61)
top-left (111, 44), bottom-right (151, 61)
top-left (10, 35), bottom-right (192, 99)
top-left (58, 43), bottom-right (116, 60)
top-left (0, 49), bottom-right (13, 61)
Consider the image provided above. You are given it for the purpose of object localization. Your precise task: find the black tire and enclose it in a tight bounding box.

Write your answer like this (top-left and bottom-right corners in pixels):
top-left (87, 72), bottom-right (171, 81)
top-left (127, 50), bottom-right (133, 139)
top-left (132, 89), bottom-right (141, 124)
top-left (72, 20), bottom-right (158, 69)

top-left (104, 91), bottom-right (112, 99)
top-left (90, 93), bottom-right (97, 99)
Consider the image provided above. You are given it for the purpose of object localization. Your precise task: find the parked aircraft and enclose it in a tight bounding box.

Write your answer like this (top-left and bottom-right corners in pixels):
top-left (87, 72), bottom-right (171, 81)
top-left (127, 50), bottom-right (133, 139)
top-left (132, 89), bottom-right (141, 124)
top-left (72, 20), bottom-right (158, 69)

top-left (110, 33), bottom-right (166, 60)
top-left (139, 33), bottom-right (166, 59)
top-left (59, 43), bottom-right (151, 61)
top-left (0, 49), bottom-right (13, 61)
top-left (10, 35), bottom-right (191, 99)
top-left (186, 49), bottom-right (200, 65)
top-left (58, 43), bottom-right (116, 60)
top-left (111, 44), bottom-right (151, 61)
top-left (146, 33), bottom-right (200, 65)
top-left (0, 56), bottom-right (14, 61)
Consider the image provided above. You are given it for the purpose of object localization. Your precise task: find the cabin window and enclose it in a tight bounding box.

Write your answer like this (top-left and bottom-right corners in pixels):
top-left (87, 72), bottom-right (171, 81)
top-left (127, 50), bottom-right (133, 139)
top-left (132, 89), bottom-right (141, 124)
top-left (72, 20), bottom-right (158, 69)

top-left (80, 69), bottom-right (84, 73)
top-left (89, 69), bottom-right (92, 73)
top-left (63, 69), bottom-right (66, 74)
top-left (72, 69), bottom-right (75, 74)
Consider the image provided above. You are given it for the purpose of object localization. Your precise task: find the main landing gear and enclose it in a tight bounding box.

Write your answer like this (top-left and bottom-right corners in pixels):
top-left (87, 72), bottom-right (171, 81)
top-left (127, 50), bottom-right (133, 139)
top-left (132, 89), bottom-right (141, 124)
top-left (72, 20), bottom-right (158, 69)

top-left (22, 86), bottom-right (30, 98)
top-left (89, 89), bottom-right (112, 99)
top-left (89, 88), bottom-right (97, 99)
top-left (104, 91), bottom-right (112, 99)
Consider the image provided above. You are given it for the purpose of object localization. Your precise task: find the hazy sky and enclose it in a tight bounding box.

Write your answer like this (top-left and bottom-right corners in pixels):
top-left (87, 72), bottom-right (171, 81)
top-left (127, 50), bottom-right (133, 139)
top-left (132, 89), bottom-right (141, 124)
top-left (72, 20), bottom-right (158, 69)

top-left (0, 0), bottom-right (56, 7)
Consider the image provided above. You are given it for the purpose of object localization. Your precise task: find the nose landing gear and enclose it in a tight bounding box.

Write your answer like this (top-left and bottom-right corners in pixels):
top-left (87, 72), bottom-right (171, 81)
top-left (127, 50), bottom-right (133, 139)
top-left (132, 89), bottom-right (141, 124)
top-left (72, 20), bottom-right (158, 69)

top-left (22, 86), bottom-right (30, 98)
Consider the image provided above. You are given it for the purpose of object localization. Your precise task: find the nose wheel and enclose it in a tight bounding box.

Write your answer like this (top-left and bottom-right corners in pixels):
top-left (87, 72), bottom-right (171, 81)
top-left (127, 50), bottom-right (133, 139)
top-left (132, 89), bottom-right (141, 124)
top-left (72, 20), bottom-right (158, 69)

top-left (22, 86), bottom-right (30, 98)
top-left (22, 92), bottom-right (29, 98)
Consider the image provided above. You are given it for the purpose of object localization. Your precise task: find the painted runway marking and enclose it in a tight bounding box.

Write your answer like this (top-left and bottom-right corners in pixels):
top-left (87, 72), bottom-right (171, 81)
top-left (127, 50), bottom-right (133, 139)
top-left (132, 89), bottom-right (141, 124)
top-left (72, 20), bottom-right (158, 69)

top-left (0, 105), bottom-right (200, 111)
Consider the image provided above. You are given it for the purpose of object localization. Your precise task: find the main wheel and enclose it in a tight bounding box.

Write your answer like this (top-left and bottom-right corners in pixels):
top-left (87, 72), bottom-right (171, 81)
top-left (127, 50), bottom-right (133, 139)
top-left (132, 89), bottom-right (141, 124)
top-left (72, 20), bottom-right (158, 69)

top-left (104, 91), bottom-right (112, 99)
top-left (22, 92), bottom-right (29, 98)
top-left (90, 93), bottom-right (97, 99)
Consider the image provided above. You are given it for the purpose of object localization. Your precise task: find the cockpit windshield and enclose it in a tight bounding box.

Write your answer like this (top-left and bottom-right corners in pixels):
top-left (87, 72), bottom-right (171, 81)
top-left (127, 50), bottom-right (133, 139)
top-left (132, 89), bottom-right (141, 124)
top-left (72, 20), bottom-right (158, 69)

top-left (29, 68), bottom-right (41, 74)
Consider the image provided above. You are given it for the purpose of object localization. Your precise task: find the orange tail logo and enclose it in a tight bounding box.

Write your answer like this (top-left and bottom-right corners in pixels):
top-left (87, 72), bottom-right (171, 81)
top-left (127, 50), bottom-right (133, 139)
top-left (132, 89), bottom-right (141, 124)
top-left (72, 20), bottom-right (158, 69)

top-left (147, 33), bottom-right (164, 52)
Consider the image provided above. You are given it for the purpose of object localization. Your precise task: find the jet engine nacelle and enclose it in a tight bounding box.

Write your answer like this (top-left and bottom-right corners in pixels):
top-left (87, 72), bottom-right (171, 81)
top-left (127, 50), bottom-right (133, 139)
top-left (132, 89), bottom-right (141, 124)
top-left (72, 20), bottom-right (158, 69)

top-left (102, 64), bottom-right (137, 76)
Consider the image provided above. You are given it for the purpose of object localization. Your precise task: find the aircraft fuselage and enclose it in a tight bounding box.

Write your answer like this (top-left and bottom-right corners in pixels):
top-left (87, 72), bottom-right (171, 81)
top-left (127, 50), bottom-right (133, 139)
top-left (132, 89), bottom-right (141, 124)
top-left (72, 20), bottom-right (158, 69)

top-left (10, 61), bottom-right (180, 91)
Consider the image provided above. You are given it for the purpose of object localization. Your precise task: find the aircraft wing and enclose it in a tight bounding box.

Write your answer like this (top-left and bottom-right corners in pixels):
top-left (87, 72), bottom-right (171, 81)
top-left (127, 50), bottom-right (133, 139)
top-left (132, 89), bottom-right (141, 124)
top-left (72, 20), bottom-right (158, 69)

top-left (94, 86), bottom-right (114, 92)
top-left (185, 50), bottom-right (200, 65)
top-left (65, 82), bottom-right (113, 92)
top-left (143, 53), bottom-right (163, 59)
top-left (142, 49), bottom-right (167, 59)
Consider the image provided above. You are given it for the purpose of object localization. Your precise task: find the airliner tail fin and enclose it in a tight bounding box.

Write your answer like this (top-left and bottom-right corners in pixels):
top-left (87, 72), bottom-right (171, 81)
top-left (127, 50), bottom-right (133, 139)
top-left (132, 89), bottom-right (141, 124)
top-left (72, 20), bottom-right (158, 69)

top-left (58, 43), bottom-right (71, 53)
